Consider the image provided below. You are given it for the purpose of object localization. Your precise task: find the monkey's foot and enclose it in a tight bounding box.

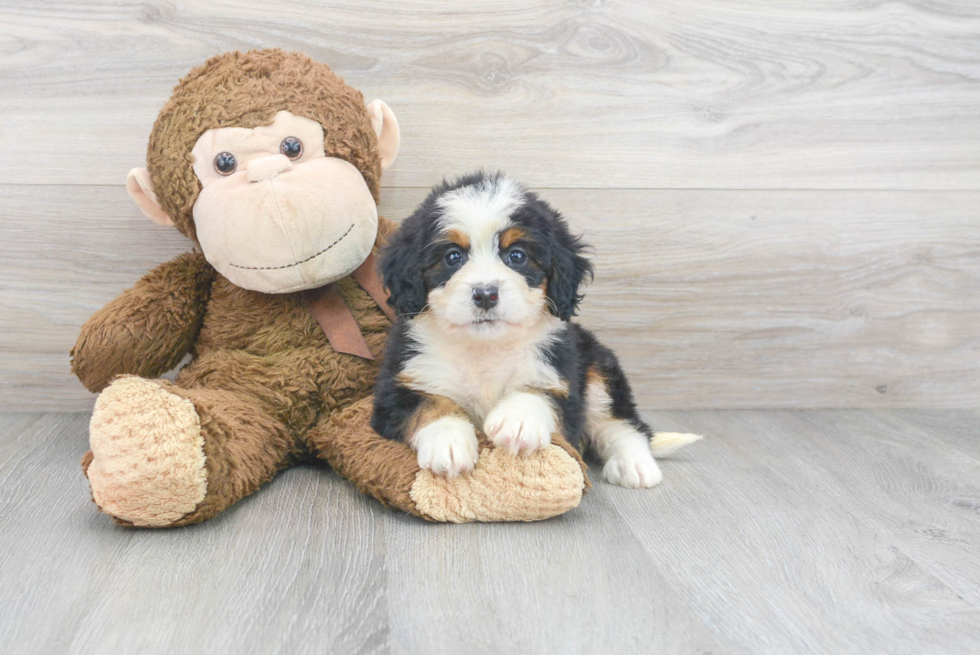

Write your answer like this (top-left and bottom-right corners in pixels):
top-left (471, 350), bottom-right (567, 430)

top-left (83, 377), bottom-right (207, 527)
top-left (409, 442), bottom-right (586, 522)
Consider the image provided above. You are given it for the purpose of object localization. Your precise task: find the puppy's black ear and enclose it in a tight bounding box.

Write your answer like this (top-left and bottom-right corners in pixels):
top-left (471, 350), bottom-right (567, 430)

top-left (546, 211), bottom-right (593, 321)
top-left (379, 223), bottom-right (428, 318)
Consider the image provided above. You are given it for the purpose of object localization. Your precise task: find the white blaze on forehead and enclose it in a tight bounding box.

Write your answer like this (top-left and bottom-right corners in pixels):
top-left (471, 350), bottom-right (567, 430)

top-left (436, 176), bottom-right (524, 252)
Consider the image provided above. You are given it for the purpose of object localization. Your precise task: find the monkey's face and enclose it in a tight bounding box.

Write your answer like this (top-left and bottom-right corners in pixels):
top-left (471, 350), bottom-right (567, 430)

top-left (188, 110), bottom-right (379, 294)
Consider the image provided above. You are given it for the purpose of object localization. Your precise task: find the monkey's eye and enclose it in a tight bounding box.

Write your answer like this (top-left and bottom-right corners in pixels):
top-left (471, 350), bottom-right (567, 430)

top-left (280, 137), bottom-right (303, 160)
top-left (444, 249), bottom-right (464, 267)
top-left (507, 248), bottom-right (527, 266)
top-left (213, 152), bottom-right (237, 176)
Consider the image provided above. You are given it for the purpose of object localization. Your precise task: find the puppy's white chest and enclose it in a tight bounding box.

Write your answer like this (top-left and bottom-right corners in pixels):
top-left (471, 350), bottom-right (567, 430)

top-left (402, 331), bottom-right (561, 422)
top-left (455, 349), bottom-right (535, 417)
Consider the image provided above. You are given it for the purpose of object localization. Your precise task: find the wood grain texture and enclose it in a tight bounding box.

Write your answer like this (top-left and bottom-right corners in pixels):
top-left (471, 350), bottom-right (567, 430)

top-left (0, 413), bottom-right (390, 655)
top-left (0, 0), bottom-right (979, 189)
top-left (2, 185), bottom-right (977, 411)
top-left (1, 410), bottom-right (979, 654)
top-left (382, 495), bottom-right (728, 655)
top-left (1, 0), bottom-right (978, 409)
top-left (611, 409), bottom-right (980, 655)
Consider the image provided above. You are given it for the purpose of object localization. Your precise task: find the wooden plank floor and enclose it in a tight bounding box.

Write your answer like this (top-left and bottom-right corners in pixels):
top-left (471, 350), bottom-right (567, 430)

top-left (2, 410), bottom-right (979, 654)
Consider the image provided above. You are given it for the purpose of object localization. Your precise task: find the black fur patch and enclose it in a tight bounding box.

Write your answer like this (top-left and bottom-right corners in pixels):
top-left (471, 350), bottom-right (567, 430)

top-left (371, 320), bottom-right (425, 440)
top-left (498, 236), bottom-right (547, 290)
top-left (505, 191), bottom-right (593, 321)
top-left (541, 323), bottom-right (652, 452)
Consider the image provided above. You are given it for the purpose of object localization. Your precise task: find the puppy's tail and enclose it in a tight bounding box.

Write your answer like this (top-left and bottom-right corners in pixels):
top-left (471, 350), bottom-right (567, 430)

top-left (649, 432), bottom-right (703, 458)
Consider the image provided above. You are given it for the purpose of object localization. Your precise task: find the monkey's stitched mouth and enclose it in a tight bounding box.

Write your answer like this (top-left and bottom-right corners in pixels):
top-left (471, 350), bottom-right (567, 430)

top-left (229, 224), bottom-right (355, 270)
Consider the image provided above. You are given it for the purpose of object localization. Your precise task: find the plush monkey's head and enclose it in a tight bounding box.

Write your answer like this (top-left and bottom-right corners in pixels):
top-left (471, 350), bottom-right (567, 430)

top-left (127, 49), bottom-right (400, 294)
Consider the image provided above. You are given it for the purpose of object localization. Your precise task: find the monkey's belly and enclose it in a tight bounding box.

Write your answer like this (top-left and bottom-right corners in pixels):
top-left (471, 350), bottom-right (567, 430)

top-left (196, 278), bottom-right (389, 356)
top-left (175, 344), bottom-right (379, 424)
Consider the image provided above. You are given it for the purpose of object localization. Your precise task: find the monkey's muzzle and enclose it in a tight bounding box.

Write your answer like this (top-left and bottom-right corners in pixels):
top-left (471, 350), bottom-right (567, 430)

top-left (193, 157), bottom-right (380, 294)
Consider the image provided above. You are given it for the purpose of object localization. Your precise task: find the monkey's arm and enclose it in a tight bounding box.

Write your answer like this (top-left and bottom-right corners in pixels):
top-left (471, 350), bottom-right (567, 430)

top-left (308, 396), bottom-right (589, 523)
top-left (71, 252), bottom-right (215, 393)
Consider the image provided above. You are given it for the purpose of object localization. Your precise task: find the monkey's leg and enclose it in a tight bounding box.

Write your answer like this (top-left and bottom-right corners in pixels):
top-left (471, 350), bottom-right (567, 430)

top-left (305, 396), bottom-right (591, 522)
top-left (82, 376), bottom-right (297, 527)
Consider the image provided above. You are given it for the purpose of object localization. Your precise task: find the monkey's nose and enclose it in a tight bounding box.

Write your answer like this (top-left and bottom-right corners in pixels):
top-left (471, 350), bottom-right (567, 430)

top-left (472, 285), bottom-right (499, 310)
top-left (247, 154), bottom-right (293, 182)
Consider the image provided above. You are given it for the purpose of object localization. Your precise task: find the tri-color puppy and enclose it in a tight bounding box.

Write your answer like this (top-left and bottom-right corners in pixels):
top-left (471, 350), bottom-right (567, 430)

top-left (373, 171), bottom-right (700, 487)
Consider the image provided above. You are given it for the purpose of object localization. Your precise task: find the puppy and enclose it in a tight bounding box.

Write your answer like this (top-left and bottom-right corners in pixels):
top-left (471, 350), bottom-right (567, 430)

top-left (373, 171), bottom-right (700, 487)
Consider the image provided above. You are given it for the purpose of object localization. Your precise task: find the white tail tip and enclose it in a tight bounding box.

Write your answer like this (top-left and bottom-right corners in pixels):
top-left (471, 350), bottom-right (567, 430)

top-left (650, 432), bottom-right (703, 457)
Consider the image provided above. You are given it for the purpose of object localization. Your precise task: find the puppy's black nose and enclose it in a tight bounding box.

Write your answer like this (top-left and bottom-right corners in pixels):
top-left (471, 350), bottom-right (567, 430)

top-left (472, 285), bottom-right (499, 310)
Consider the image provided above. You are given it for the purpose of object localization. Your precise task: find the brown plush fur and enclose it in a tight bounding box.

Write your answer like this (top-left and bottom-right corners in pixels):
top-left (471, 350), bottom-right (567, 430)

top-left (147, 49), bottom-right (382, 241)
top-left (73, 219), bottom-right (413, 524)
top-left (71, 252), bottom-right (215, 392)
top-left (71, 49), bottom-right (589, 526)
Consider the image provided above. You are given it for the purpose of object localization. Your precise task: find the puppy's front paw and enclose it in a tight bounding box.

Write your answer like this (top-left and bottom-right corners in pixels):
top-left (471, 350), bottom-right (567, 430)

top-left (603, 450), bottom-right (663, 488)
top-left (483, 392), bottom-right (556, 456)
top-left (412, 417), bottom-right (479, 478)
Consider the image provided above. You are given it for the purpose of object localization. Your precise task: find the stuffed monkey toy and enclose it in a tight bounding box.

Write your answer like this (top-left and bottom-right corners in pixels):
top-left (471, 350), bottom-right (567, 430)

top-left (70, 49), bottom-right (588, 527)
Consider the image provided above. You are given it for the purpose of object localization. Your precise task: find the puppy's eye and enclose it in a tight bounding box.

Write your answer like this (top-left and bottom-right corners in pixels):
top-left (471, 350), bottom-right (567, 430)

top-left (507, 248), bottom-right (527, 266)
top-left (213, 152), bottom-right (237, 176)
top-left (280, 136), bottom-right (303, 160)
top-left (445, 249), bottom-right (464, 267)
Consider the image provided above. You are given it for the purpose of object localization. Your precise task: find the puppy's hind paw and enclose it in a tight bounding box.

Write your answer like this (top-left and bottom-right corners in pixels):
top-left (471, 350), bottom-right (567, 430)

top-left (603, 451), bottom-right (663, 489)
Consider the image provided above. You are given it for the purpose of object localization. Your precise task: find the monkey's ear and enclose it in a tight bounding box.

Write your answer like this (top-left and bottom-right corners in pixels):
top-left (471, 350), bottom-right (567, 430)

top-left (366, 99), bottom-right (400, 171)
top-left (126, 168), bottom-right (175, 227)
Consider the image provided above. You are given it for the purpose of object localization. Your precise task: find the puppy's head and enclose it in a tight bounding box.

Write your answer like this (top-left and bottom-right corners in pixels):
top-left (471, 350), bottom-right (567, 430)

top-left (380, 171), bottom-right (592, 338)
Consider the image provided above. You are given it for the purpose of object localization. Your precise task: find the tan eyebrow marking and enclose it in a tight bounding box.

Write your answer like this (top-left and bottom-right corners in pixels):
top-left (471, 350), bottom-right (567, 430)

top-left (444, 229), bottom-right (470, 249)
top-left (499, 227), bottom-right (526, 249)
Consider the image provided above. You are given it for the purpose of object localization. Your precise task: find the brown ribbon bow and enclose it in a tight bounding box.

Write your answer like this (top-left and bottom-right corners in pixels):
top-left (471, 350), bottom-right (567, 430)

top-left (303, 253), bottom-right (396, 360)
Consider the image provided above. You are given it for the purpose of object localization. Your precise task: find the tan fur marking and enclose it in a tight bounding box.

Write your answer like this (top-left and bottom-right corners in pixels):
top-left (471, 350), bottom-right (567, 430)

top-left (527, 383), bottom-right (569, 401)
top-left (444, 229), bottom-right (470, 249)
top-left (586, 366), bottom-right (606, 389)
top-left (550, 384), bottom-right (570, 400)
top-left (406, 394), bottom-right (469, 436)
top-left (499, 227), bottom-right (526, 249)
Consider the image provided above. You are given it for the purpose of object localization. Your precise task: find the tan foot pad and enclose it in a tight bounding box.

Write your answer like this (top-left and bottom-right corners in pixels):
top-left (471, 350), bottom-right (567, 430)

top-left (409, 444), bottom-right (585, 522)
top-left (87, 377), bottom-right (207, 527)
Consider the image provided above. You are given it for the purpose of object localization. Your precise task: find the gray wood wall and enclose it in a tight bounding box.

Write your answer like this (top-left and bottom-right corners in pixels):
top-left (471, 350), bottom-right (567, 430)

top-left (1, 0), bottom-right (978, 411)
